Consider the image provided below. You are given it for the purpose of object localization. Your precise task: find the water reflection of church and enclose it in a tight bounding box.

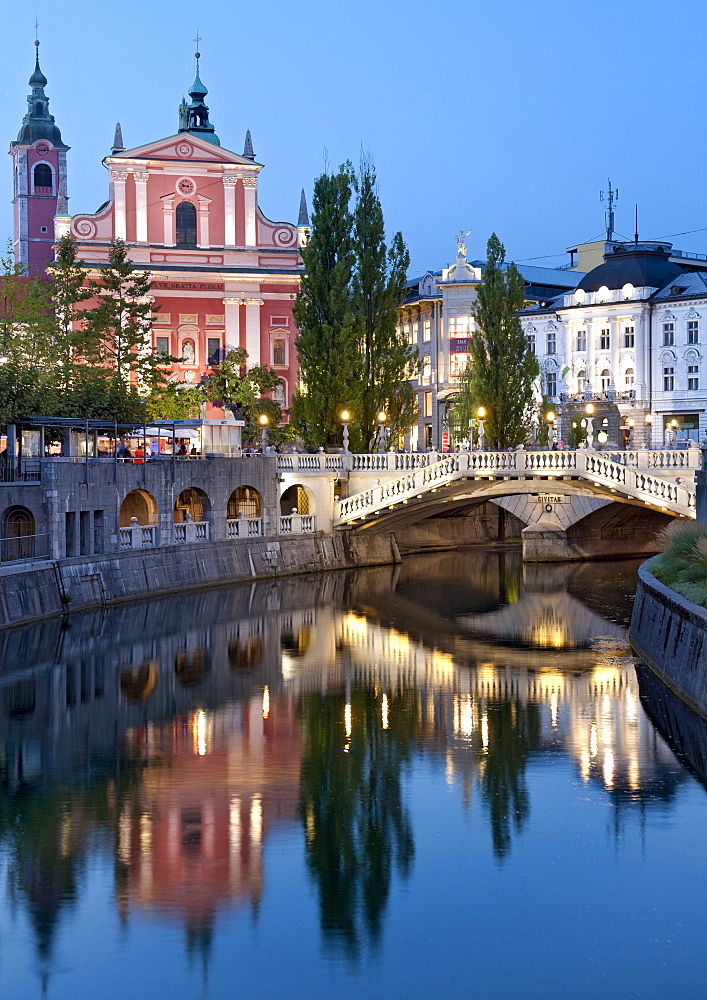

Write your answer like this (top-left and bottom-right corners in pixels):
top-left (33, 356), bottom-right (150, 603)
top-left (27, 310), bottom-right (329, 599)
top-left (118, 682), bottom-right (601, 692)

top-left (0, 556), bottom-right (695, 972)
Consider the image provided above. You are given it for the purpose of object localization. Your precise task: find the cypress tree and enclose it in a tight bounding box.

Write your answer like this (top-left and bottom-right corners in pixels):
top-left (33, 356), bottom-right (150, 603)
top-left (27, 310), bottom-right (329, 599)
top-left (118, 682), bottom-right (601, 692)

top-left (455, 234), bottom-right (539, 449)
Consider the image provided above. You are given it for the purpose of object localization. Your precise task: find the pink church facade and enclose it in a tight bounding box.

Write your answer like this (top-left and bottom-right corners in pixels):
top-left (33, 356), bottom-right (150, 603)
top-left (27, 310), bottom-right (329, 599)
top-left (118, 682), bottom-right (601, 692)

top-left (12, 46), bottom-right (308, 418)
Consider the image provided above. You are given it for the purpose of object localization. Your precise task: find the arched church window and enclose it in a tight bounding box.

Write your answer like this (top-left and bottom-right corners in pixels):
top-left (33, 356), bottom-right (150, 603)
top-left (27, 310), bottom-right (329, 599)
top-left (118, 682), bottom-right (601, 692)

top-left (176, 201), bottom-right (197, 247)
top-left (33, 163), bottom-right (52, 191)
top-left (35, 102), bottom-right (43, 116)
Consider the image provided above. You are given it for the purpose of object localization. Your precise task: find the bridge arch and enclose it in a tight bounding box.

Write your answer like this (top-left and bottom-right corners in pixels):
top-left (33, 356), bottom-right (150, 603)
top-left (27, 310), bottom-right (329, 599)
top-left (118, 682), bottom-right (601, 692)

top-left (565, 502), bottom-right (675, 559)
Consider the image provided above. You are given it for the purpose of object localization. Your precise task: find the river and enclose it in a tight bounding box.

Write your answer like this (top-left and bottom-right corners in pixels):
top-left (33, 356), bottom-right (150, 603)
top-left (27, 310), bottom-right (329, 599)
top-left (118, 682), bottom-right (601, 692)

top-left (0, 551), bottom-right (705, 999)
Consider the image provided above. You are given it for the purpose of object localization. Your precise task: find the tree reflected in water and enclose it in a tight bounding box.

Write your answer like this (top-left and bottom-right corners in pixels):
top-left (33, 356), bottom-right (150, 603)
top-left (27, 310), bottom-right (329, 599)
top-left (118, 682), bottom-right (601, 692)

top-left (477, 700), bottom-right (541, 860)
top-left (299, 689), bottom-right (415, 957)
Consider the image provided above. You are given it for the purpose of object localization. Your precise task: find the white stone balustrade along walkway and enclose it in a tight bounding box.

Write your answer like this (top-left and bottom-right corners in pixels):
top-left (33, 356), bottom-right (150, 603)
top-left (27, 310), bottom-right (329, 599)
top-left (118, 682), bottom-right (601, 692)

top-left (227, 517), bottom-right (264, 539)
top-left (333, 449), bottom-right (697, 525)
top-left (120, 521), bottom-right (158, 549)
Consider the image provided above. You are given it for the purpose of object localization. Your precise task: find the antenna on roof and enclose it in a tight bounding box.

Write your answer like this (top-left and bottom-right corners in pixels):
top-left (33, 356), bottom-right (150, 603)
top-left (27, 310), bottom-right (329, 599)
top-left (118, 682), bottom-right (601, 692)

top-left (635, 204), bottom-right (639, 245)
top-left (600, 178), bottom-right (618, 242)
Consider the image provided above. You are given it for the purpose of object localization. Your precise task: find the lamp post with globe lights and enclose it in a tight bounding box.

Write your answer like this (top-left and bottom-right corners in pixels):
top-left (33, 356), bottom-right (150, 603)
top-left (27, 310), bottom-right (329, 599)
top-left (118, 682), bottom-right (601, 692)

top-left (546, 410), bottom-right (556, 450)
top-left (477, 407), bottom-right (486, 451)
top-left (340, 410), bottom-right (351, 454)
top-left (377, 411), bottom-right (388, 453)
top-left (645, 413), bottom-right (653, 450)
top-left (584, 403), bottom-right (595, 449)
top-left (258, 413), bottom-right (269, 451)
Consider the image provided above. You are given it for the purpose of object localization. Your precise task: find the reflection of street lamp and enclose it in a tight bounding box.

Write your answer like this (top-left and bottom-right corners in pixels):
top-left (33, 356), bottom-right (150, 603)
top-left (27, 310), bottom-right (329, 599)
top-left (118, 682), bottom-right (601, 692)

top-left (645, 413), bottom-right (653, 450)
top-left (340, 409), bottom-right (351, 453)
top-left (377, 410), bottom-right (387, 452)
top-left (258, 413), bottom-right (269, 450)
top-left (584, 403), bottom-right (595, 449)
top-left (546, 410), bottom-right (556, 449)
top-left (477, 406), bottom-right (486, 450)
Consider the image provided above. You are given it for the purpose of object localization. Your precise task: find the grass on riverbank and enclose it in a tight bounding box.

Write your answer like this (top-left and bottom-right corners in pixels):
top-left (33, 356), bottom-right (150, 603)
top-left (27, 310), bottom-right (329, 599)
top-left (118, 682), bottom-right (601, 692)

top-left (651, 521), bottom-right (707, 608)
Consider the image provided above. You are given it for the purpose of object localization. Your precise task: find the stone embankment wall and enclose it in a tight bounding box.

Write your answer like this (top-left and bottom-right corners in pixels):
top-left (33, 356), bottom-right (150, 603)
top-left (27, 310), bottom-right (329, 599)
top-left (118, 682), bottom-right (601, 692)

top-left (630, 560), bottom-right (707, 718)
top-left (0, 532), bottom-right (399, 630)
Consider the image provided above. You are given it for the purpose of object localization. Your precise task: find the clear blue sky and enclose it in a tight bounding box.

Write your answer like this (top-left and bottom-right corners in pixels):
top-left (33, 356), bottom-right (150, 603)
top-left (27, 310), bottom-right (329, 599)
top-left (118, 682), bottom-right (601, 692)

top-left (3, 0), bottom-right (706, 276)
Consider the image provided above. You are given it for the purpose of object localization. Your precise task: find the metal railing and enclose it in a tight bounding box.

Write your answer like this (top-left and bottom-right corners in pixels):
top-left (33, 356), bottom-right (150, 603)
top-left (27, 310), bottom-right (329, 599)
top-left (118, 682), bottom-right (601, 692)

top-left (0, 531), bottom-right (50, 563)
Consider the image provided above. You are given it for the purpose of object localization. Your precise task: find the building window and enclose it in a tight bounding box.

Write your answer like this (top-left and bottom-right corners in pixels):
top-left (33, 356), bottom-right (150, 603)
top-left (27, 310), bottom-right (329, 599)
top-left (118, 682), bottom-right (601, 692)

top-left (449, 316), bottom-right (471, 335)
top-left (33, 162), bottom-right (52, 192)
top-left (527, 333), bottom-right (535, 352)
top-left (623, 326), bottom-right (634, 348)
top-left (576, 330), bottom-right (586, 352)
top-left (175, 201), bottom-right (197, 247)
top-left (546, 372), bottom-right (557, 397)
top-left (688, 320), bottom-right (699, 345)
top-left (272, 338), bottom-right (286, 366)
top-left (423, 319), bottom-right (431, 343)
top-left (600, 369), bottom-right (611, 391)
top-left (663, 323), bottom-right (674, 346)
top-left (688, 365), bottom-right (699, 391)
top-left (577, 370), bottom-right (587, 391)
top-left (421, 356), bottom-right (432, 384)
top-left (155, 337), bottom-right (170, 357)
top-left (424, 391), bottom-right (433, 417)
top-left (207, 338), bottom-right (221, 366)
top-left (663, 366), bottom-right (674, 391)
top-left (625, 368), bottom-right (634, 386)
top-left (408, 323), bottom-right (415, 345)
top-left (546, 331), bottom-right (556, 355)
top-left (599, 329), bottom-right (610, 350)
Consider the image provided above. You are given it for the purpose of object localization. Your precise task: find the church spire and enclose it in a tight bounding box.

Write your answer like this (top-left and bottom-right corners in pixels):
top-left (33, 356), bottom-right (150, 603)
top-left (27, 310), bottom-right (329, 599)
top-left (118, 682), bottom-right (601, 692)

top-left (111, 122), bottom-right (124, 155)
top-left (243, 130), bottom-right (255, 160)
top-left (14, 39), bottom-right (65, 147)
top-left (177, 40), bottom-right (220, 146)
top-left (298, 189), bottom-right (309, 227)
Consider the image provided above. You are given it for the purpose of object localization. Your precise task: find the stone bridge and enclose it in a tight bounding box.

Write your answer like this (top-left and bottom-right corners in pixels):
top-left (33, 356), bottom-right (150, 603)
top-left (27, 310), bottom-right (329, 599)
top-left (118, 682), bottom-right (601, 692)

top-left (278, 448), bottom-right (699, 561)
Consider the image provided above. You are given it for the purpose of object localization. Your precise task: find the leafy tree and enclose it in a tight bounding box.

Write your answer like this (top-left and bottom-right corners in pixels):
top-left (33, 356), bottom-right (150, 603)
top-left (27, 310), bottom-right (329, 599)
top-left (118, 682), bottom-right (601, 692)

top-left (46, 234), bottom-right (94, 392)
top-left (145, 382), bottom-right (203, 421)
top-left (80, 239), bottom-right (161, 393)
top-left (453, 234), bottom-right (539, 449)
top-left (351, 159), bottom-right (417, 451)
top-left (292, 165), bottom-right (361, 447)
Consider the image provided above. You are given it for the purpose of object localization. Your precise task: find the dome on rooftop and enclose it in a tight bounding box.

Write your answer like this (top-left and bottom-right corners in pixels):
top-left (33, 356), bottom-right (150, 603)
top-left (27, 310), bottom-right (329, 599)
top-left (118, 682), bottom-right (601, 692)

top-left (577, 243), bottom-right (684, 293)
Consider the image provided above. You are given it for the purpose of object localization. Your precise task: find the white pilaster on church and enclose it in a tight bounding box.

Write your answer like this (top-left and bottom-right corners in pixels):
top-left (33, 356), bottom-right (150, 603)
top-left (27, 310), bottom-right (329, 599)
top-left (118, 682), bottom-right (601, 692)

top-left (223, 175), bottom-right (237, 247)
top-left (113, 171), bottom-right (128, 241)
top-left (161, 195), bottom-right (175, 246)
top-left (197, 196), bottom-right (211, 248)
top-left (223, 296), bottom-right (241, 353)
top-left (244, 297), bottom-right (264, 364)
top-left (243, 176), bottom-right (257, 247)
top-left (134, 171), bottom-right (149, 243)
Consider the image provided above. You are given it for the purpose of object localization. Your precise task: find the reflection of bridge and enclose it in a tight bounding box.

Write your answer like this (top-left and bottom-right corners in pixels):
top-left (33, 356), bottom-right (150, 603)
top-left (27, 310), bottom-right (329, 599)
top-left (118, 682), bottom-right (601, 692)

top-left (280, 448), bottom-right (698, 560)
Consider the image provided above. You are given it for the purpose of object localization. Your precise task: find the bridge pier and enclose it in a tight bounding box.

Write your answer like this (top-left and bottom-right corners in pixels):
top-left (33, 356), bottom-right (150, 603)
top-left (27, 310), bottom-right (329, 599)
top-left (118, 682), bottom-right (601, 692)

top-left (521, 521), bottom-right (575, 562)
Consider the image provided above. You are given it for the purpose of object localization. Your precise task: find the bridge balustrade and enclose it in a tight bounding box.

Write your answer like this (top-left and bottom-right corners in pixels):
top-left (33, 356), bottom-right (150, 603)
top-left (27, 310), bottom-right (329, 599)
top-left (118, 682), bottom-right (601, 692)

top-left (227, 517), bottom-right (263, 539)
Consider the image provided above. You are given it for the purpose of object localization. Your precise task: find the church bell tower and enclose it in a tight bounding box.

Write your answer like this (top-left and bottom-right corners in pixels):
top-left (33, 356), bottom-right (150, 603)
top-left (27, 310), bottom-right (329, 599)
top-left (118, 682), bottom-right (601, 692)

top-left (10, 40), bottom-right (69, 273)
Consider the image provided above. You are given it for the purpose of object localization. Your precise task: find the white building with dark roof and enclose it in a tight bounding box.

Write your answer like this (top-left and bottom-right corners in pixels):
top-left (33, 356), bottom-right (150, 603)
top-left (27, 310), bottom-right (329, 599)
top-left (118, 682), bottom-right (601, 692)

top-left (400, 235), bottom-right (583, 450)
top-left (520, 241), bottom-right (707, 448)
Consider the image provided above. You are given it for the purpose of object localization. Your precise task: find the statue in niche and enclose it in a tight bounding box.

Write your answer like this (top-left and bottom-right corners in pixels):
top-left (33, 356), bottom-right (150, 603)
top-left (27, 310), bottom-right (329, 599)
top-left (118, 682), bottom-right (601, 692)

top-left (182, 340), bottom-right (195, 365)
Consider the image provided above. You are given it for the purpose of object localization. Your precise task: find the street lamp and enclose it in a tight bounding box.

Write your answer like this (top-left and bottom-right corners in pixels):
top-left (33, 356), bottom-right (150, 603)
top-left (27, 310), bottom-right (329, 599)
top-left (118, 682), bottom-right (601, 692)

top-left (645, 413), bottom-right (653, 450)
top-left (546, 410), bottom-right (556, 449)
top-left (377, 410), bottom-right (387, 453)
top-left (340, 409), bottom-right (351, 453)
top-left (584, 403), bottom-right (595, 449)
top-left (477, 406), bottom-right (486, 451)
top-left (670, 418), bottom-right (679, 448)
top-left (258, 413), bottom-right (269, 451)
